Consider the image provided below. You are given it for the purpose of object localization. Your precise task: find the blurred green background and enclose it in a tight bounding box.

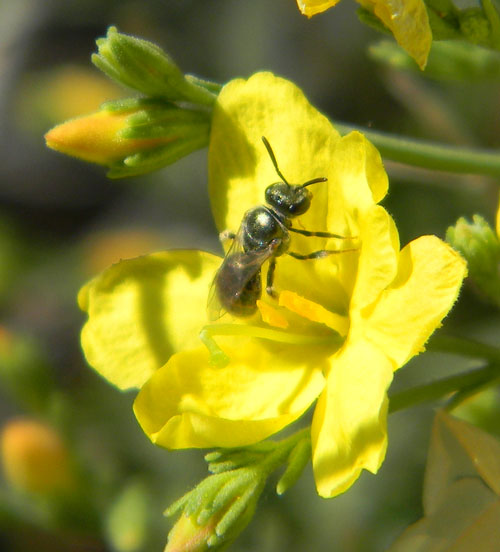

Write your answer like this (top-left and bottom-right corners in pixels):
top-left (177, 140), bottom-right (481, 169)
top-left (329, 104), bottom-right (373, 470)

top-left (1, 1), bottom-right (499, 551)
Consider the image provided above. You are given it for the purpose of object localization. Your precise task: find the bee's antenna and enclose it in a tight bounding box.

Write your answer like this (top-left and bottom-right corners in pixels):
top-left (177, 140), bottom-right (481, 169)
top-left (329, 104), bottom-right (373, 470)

top-left (262, 136), bottom-right (290, 186)
top-left (302, 177), bottom-right (328, 187)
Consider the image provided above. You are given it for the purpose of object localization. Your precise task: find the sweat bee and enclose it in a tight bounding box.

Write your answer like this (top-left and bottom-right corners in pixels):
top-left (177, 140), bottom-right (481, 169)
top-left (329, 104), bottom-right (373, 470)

top-left (208, 136), bottom-right (354, 320)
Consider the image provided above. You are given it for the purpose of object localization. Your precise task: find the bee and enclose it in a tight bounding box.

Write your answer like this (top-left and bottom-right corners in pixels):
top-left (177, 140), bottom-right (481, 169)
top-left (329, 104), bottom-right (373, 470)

top-left (208, 136), bottom-right (354, 320)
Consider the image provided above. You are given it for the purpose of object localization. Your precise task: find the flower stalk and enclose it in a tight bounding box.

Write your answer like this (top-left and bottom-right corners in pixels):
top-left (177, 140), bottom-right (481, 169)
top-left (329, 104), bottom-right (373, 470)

top-left (333, 121), bottom-right (500, 178)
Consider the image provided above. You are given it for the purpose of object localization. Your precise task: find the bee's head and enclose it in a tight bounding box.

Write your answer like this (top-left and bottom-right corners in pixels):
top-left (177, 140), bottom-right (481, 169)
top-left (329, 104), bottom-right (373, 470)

top-left (265, 182), bottom-right (312, 217)
top-left (261, 136), bottom-right (326, 218)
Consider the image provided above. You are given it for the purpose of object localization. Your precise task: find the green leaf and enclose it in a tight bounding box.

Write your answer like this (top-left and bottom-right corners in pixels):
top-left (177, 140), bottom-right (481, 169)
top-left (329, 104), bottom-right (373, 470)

top-left (276, 436), bottom-right (311, 495)
top-left (388, 410), bottom-right (500, 551)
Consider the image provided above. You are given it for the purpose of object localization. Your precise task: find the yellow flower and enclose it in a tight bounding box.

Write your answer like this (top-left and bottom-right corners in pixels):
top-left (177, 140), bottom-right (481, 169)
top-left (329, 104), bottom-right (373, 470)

top-left (78, 72), bottom-right (466, 497)
top-left (296, 0), bottom-right (432, 69)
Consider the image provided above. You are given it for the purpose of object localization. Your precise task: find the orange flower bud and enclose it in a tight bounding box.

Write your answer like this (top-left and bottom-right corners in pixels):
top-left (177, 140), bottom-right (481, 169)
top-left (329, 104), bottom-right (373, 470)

top-left (165, 514), bottom-right (216, 552)
top-left (45, 109), bottom-right (172, 166)
top-left (1, 418), bottom-right (74, 495)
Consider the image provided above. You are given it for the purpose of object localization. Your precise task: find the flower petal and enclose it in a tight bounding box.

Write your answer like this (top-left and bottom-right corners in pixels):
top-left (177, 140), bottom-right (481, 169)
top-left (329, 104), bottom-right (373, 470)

top-left (279, 290), bottom-right (349, 336)
top-left (272, 132), bottom-right (390, 313)
top-left (209, 72), bottom-right (341, 235)
top-left (79, 250), bottom-right (220, 390)
top-left (361, 235), bottom-right (467, 367)
top-left (327, 131), bottom-right (388, 219)
top-left (358, 0), bottom-right (432, 69)
top-left (311, 338), bottom-right (393, 497)
top-left (296, 0), bottom-right (341, 17)
top-left (350, 205), bottom-right (400, 312)
top-left (134, 344), bottom-right (325, 448)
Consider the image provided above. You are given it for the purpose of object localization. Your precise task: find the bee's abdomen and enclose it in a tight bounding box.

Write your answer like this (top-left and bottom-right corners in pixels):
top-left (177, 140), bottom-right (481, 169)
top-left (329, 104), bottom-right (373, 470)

top-left (215, 253), bottom-right (262, 317)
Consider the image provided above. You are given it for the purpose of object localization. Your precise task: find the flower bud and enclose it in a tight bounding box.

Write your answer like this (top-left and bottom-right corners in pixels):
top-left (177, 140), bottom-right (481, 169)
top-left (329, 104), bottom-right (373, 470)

top-left (165, 467), bottom-right (262, 552)
top-left (447, 214), bottom-right (500, 307)
top-left (459, 9), bottom-right (491, 46)
top-left (92, 27), bottom-right (216, 106)
top-left (0, 327), bottom-right (54, 413)
top-left (1, 418), bottom-right (75, 495)
top-left (165, 514), bottom-right (215, 552)
top-left (45, 99), bottom-right (210, 177)
top-left (45, 110), bottom-right (140, 165)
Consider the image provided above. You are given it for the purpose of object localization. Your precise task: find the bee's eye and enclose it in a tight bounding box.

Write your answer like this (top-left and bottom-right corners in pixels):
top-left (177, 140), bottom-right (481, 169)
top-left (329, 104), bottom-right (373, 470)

top-left (265, 182), bottom-right (289, 207)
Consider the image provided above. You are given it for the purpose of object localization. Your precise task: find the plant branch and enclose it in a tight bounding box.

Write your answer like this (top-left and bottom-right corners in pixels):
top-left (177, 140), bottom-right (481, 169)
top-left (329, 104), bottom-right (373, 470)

top-left (334, 121), bottom-right (500, 179)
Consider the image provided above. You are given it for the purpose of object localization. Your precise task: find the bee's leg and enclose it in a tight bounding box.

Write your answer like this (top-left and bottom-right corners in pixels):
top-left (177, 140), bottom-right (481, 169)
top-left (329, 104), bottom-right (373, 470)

top-left (219, 230), bottom-right (236, 244)
top-left (289, 227), bottom-right (356, 239)
top-left (266, 258), bottom-right (277, 297)
top-left (288, 248), bottom-right (357, 260)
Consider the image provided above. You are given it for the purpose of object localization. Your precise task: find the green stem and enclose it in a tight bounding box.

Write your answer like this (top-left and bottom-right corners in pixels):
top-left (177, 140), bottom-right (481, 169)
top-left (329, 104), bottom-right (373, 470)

top-left (259, 427), bottom-right (310, 473)
top-left (334, 121), bottom-right (500, 179)
top-left (427, 334), bottom-right (500, 364)
top-left (389, 334), bottom-right (500, 412)
top-left (389, 363), bottom-right (500, 413)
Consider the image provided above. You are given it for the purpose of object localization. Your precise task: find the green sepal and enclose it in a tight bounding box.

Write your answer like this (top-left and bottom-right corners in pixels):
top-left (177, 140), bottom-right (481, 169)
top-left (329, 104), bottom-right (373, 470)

top-left (101, 97), bottom-right (210, 177)
top-left (186, 74), bottom-right (223, 95)
top-left (276, 435), bottom-right (311, 495)
top-left (209, 478), bottom-right (262, 546)
top-left (107, 133), bottom-right (208, 178)
top-left (164, 469), bottom-right (263, 551)
top-left (205, 442), bottom-right (276, 474)
top-left (93, 26), bottom-right (217, 106)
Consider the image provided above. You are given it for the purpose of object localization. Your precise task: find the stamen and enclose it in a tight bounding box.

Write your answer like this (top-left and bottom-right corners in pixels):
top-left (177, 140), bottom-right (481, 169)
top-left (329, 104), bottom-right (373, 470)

top-left (199, 328), bottom-right (231, 367)
top-left (199, 324), bottom-right (344, 367)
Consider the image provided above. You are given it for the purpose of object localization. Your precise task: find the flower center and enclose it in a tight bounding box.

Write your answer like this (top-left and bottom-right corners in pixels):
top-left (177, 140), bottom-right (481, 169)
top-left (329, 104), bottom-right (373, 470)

top-left (199, 323), bottom-right (344, 367)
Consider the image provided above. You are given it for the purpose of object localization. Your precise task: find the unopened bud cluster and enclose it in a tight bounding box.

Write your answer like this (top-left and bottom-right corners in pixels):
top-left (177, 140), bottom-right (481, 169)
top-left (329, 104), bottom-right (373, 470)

top-left (45, 27), bottom-right (219, 178)
top-left (447, 214), bottom-right (500, 307)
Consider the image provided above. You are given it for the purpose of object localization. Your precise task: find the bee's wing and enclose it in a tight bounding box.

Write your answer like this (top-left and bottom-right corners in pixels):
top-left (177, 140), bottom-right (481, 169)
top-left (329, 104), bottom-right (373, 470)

top-left (207, 225), bottom-right (246, 321)
top-left (207, 228), bottom-right (275, 321)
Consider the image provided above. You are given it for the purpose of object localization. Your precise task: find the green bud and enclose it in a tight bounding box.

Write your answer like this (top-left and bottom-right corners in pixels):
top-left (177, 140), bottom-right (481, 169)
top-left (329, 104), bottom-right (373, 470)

top-left (105, 480), bottom-right (151, 552)
top-left (459, 8), bottom-right (492, 46)
top-left (446, 215), bottom-right (500, 307)
top-left (92, 27), bottom-right (217, 106)
top-left (276, 435), bottom-right (311, 495)
top-left (106, 98), bottom-right (211, 178)
top-left (0, 328), bottom-right (55, 414)
top-left (165, 469), bottom-right (263, 551)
